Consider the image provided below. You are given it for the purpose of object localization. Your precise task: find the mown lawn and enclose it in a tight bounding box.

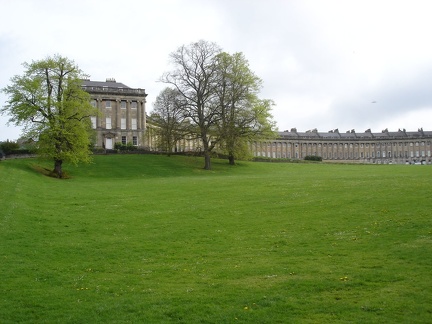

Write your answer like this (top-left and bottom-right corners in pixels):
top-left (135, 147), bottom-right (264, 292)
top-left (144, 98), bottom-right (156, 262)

top-left (1, 155), bottom-right (431, 323)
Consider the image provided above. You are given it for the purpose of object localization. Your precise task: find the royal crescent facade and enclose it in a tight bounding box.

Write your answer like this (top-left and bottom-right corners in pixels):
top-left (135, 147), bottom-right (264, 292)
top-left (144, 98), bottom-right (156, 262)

top-left (251, 128), bottom-right (432, 164)
top-left (82, 79), bottom-right (431, 164)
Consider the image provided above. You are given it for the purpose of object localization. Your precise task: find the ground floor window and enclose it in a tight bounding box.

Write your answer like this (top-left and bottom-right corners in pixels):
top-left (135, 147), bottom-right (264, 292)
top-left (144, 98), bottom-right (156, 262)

top-left (133, 136), bottom-right (138, 146)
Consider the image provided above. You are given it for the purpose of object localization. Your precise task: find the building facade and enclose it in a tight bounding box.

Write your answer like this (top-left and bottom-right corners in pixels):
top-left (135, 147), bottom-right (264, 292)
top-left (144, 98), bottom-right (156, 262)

top-left (251, 128), bottom-right (432, 164)
top-left (82, 79), bottom-right (147, 149)
top-left (81, 79), bottom-right (431, 164)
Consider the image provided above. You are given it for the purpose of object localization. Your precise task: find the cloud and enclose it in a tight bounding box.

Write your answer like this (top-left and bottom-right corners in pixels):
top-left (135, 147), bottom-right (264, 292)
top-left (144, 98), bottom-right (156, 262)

top-left (1, 0), bottom-right (432, 140)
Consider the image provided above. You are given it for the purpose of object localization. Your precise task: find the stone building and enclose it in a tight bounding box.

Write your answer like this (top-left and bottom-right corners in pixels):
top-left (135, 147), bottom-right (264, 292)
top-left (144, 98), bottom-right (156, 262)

top-left (81, 78), bottom-right (431, 164)
top-left (82, 78), bottom-right (147, 149)
top-left (251, 128), bottom-right (432, 164)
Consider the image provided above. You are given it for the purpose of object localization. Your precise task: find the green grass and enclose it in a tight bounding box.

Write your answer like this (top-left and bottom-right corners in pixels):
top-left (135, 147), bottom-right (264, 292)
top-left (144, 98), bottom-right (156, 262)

top-left (1, 155), bottom-right (432, 323)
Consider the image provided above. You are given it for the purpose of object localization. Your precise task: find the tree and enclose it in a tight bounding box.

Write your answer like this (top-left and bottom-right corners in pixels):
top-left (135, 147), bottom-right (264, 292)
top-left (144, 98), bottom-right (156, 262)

top-left (150, 87), bottom-right (188, 156)
top-left (1, 55), bottom-right (97, 178)
top-left (161, 40), bottom-right (222, 170)
top-left (215, 52), bottom-right (276, 165)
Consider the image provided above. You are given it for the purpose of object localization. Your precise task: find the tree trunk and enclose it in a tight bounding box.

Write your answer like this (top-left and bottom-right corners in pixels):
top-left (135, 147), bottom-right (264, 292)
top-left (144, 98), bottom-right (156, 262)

top-left (228, 153), bottom-right (235, 165)
top-left (204, 150), bottom-right (212, 170)
top-left (53, 159), bottom-right (63, 178)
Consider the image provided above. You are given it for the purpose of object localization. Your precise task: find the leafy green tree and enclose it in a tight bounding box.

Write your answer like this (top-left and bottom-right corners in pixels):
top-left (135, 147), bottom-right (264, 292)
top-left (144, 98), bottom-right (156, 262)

top-left (150, 87), bottom-right (188, 156)
top-left (161, 40), bottom-right (222, 169)
top-left (1, 55), bottom-right (97, 178)
top-left (215, 52), bottom-right (277, 165)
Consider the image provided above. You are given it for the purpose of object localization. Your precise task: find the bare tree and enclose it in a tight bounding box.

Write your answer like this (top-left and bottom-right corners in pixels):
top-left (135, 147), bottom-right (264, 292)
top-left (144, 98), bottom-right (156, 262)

top-left (161, 40), bottom-right (222, 170)
top-left (150, 87), bottom-right (187, 156)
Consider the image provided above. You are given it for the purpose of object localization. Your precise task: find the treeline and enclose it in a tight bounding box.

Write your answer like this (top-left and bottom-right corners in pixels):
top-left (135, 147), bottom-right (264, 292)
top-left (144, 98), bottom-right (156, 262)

top-left (0, 140), bottom-right (34, 157)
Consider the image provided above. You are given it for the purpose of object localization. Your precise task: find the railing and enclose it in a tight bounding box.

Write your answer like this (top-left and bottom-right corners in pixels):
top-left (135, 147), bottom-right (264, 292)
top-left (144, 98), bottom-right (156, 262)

top-left (82, 86), bottom-right (147, 96)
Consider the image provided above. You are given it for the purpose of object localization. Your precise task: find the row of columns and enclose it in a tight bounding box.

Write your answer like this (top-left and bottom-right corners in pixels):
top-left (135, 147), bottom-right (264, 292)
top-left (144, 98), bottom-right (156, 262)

top-left (253, 140), bottom-right (432, 161)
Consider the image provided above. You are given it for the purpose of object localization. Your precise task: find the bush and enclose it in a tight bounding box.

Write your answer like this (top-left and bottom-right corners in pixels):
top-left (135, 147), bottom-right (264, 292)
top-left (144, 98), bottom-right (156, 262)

top-left (114, 142), bottom-right (137, 152)
top-left (304, 155), bottom-right (323, 161)
top-left (0, 140), bottom-right (20, 154)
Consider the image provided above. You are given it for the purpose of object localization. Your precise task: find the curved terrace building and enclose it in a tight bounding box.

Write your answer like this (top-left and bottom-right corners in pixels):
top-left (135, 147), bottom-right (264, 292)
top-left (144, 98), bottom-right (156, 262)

top-left (251, 128), bottom-right (432, 164)
top-left (81, 78), bottom-right (430, 164)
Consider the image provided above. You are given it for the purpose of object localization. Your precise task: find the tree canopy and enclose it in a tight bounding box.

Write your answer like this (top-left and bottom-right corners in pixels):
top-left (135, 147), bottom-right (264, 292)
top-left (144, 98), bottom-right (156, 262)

top-left (160, 40), bottom-right (276, 168)
top-left (1, 55), bottom-right (97, 178)
top-left (215, 52), bottom-right (276, 165)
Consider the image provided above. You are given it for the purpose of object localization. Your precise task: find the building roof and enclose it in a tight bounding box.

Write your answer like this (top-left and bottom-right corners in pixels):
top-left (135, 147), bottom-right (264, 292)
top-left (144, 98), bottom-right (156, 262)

top-left (81, 78), bottom-right (147, 97)
top-left (277, 128), bottom-right (432, 141)
top-left (82, 79), bottom-right (130, 88)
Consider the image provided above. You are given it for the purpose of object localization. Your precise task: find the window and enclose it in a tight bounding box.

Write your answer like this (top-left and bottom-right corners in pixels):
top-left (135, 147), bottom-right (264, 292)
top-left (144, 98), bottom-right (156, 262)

top-left (122, 136), bottom-right (127, 145)
top-left (131, 118), bottom-right (137, 130)
top-left (121, 101), bottom-right (126, 109)
top-left (91, 100), bottom-right (96, 107)
top-left (121, 118), bottom-right (126, 129)
top-left (90, 116), bottom-right (96, 129)
top-left (105, 100), bottom-right (111, 108)
top-left (133, 136), bottom-right (138, 145)
top-left (106, 117), bottom-right (111, 129)
top-left (131, 101), bottom-right (137, 109)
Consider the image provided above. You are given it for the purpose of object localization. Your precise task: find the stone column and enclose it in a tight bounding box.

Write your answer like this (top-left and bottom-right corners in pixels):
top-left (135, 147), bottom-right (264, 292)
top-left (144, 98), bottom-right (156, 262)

top-left (127, 100), bottom-right (131, 130)
top-left (137, 100), bottom-right (142, 130)
top-left (116, 99), bottom-right (122, 129)
top-left (96, 98), bottom-right (102, 128)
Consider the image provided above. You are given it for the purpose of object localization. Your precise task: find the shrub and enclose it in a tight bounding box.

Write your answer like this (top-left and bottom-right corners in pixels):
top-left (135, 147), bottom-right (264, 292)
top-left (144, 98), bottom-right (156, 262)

top-left (0, 140), bottom-right (20, 154)
top-left (304, 155), bottom-right (323, 161)
top-left (114, 142), bottom-right (137, 152)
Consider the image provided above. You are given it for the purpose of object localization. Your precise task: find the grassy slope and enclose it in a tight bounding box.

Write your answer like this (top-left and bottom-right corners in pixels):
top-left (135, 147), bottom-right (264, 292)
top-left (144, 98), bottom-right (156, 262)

top-left (1, 155), bottom-right (431, 323)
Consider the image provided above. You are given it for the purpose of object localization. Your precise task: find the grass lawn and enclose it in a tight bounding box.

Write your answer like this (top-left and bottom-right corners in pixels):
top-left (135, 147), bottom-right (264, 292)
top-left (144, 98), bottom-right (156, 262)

top-left (1, 154), bottom-right (431, 323)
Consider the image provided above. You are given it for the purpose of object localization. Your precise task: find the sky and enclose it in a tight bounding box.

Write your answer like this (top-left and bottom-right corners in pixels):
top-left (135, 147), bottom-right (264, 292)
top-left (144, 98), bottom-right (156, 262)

top-left (1, 0), bottom-right (432, 141)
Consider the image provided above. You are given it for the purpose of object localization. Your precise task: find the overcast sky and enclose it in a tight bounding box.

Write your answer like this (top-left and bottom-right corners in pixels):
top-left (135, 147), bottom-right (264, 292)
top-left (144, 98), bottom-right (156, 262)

top-left (1, 0), bottom-right (432, 141)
